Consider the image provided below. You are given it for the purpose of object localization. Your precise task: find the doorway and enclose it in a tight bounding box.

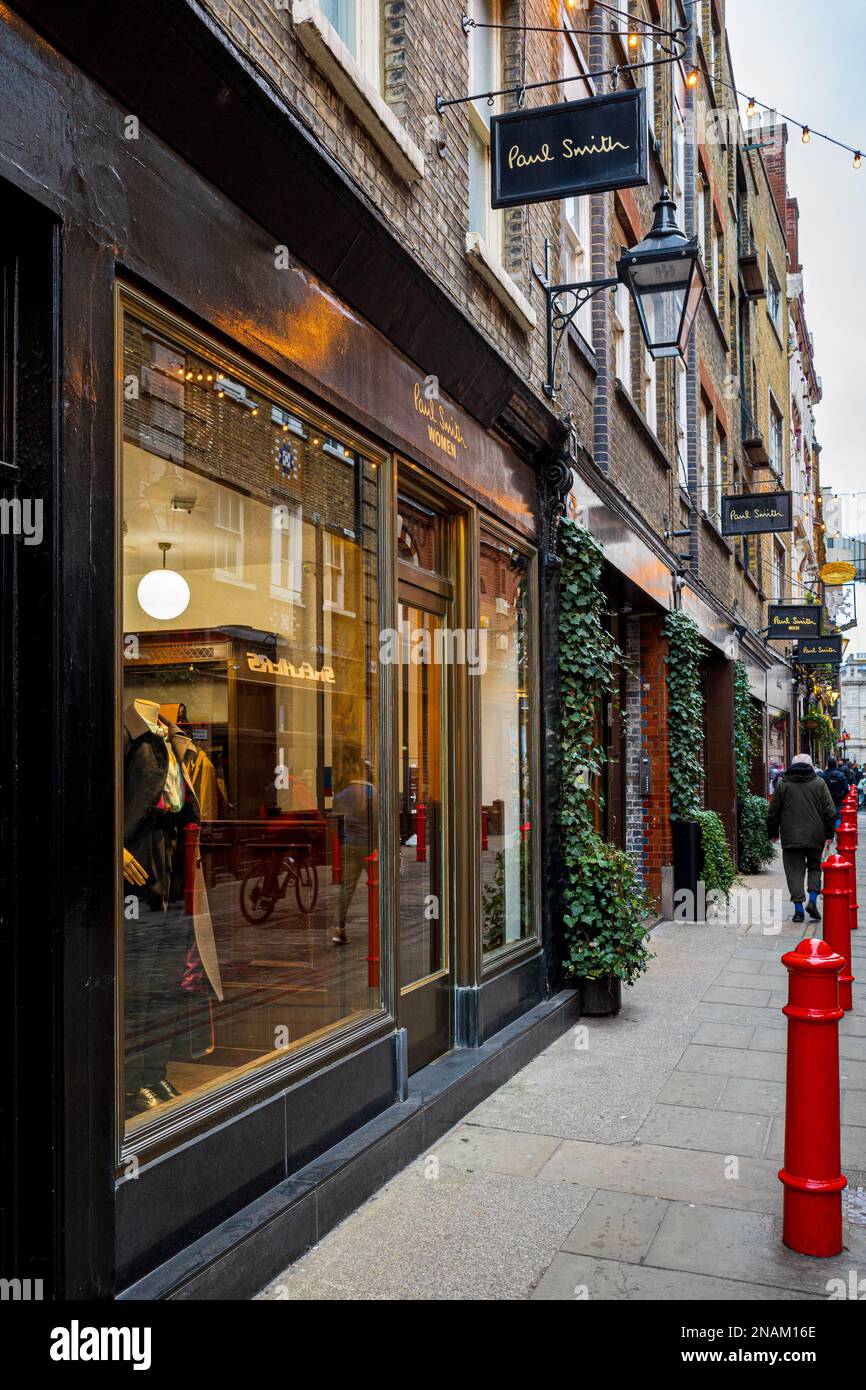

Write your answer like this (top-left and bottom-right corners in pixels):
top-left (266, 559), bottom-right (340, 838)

top-left (395, 490), bottom-right (457, 1072)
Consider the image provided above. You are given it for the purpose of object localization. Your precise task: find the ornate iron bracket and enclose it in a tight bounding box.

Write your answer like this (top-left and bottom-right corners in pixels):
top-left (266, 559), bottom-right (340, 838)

top-left (542, 277), bottom-right (618, 398)
top-left (539, 421), bottom-right (577, 570)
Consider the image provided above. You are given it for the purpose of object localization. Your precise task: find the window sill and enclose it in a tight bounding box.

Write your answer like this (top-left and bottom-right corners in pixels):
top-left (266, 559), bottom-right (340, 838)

top-left (292, 0), bottom-right (425, 184)
top-left (465, 234), bottom-right (537, 334)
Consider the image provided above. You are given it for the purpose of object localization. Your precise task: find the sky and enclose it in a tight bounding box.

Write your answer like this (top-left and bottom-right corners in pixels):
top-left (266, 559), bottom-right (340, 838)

top-left (725, 0), bottom-right (866, 654)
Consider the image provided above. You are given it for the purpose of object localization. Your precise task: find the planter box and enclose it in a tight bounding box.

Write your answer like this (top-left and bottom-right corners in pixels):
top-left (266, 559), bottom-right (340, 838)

top-left (579, 975), bottom-right (622, 1016)
top-left (672, 818), bottom-right (703, 922)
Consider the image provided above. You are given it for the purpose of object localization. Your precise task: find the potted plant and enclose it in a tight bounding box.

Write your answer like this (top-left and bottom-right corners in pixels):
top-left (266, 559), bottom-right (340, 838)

top-left (563, 839), bottom-right (653, 1014)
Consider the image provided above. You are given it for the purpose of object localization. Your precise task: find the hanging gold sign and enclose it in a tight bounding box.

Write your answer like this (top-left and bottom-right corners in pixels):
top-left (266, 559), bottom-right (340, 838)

top-left (820, 561), bottom-right (857, 586)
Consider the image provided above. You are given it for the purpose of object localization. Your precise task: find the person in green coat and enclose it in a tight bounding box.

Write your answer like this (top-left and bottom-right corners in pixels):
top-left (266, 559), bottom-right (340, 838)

top-left (767, 752), bottom-right (838, 925)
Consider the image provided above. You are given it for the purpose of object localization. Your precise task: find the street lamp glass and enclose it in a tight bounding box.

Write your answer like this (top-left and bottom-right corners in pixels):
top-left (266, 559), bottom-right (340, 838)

top-left (617, 189), bottom-right (705, 360)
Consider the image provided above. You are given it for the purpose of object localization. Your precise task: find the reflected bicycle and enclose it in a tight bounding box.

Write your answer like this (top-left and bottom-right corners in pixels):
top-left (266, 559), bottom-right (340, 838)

top-left (240, 843), bottom-right (319, 924)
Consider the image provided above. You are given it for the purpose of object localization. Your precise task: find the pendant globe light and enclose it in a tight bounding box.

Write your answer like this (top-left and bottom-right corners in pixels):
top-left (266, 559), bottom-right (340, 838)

top-left (137, 541), bottom-right (191, 621)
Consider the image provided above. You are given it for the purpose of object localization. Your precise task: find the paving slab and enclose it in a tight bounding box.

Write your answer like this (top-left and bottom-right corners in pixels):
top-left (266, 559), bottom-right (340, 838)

top-left (702, 986), bottom-right (774, 1007)
top-left (537, 1140), bottom-right (781, 1213)
top-left (645, 1202), bottom-right (858, 1297)
top-left (635, 1103), bottom-right (771, 1157)
top-left (678, 1043), bottom-right (787, 1082)
top-left (560, 1189), bottom-right (668, 1263)
top-left (530, 1253), bottom-right (818, 1301)
top-left (690, 1002), bottom-right (787, 1029)
top-left (656, 1071), bottom-right (727, 1108)
top-left (691, 1022), bottom-right (756, 1048)
top-left (843, 1091), bottom-right (866, 1126)
top-left (430, 1123), bottom-right (562, 1177)
top-left (717, 1076), bottom-right (787, 1118)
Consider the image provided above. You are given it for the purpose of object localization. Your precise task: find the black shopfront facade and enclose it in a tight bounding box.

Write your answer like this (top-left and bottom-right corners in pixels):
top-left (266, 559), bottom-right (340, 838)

top-left (0, 2), bottom-right (576, 1299)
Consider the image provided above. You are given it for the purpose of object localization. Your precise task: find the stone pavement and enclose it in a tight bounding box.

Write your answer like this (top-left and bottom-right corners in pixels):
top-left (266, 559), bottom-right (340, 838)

top-left (257, 846), bottom-right (866, 1301)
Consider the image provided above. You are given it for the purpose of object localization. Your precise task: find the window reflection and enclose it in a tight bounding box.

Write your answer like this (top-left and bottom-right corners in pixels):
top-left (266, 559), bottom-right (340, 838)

top-left (479, 533), bottom-right (534, 954)
top-left (121, 307), bottom-right (380, 1132)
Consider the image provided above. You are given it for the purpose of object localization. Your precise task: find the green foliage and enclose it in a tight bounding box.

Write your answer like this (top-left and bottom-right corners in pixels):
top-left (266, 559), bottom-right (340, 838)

top-left (558, 521), bottom-right (653, 987)
top-left (697, 809), bottom-right (738, 899)
top-left (733, 661), bottom-right (760, 803)
top-left (663, 610), bottom-right (707, 820)
top-left (739, 793), bottom-right (776, 875)
top-left (481, 850), bottom-right (505, 953)
top-left (801, 705), bottom-right (837, 752)
top-left (562, 839), bottom-right (654, 981)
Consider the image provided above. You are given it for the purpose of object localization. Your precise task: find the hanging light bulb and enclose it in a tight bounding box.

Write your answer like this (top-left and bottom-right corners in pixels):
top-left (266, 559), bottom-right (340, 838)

top-left (628, 29), bottom-right (640, 50)
top-left (854, 151), bottom-right (862, 169)
top-left (746, 97), bottom-right (757, 118)
top-left (686, 66), bottom-right (699, 89)
top-left (137, 542), bottom-right (190, 622)
top-left (801, 126), bottom-right (811, 144)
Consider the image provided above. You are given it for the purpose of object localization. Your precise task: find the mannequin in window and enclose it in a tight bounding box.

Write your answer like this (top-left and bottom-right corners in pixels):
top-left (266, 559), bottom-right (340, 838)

top-left (122, 698), bottom-right (223, 1118)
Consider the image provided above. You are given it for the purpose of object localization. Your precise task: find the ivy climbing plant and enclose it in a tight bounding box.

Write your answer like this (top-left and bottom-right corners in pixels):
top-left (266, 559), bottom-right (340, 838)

top-left (663, 610), bottom-right (707, 821)
top-left (558, 521), bottom-right (652, 986)
top-left (733, 661), bottom-right (759, 803)
top-left (734, 659), bottom-right (775, 875)
top-left (664, 610), bottom-right (738, 897)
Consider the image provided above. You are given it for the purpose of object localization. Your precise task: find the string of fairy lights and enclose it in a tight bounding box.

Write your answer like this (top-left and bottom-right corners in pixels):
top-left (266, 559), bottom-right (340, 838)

top-left (463, 1), bottom-right (864, 171)
top-left (602, 1), bottom-right (866, 169)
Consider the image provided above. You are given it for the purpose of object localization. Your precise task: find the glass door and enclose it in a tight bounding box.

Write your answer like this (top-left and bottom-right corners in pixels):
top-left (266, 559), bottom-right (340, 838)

top-left (397, 592), bottom-right (451, 1070)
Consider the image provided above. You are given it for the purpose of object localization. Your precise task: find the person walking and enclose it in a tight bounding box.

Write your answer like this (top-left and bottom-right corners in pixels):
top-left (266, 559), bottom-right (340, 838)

top-left (822, 756), bottom-right (850, 831)
top-left (767, 752), bottom-right (837, 924)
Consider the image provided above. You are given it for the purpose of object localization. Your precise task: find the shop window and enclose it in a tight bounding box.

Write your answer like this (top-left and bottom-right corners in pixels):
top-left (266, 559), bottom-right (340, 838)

top-left (675, 357), bottom-right (688, 491)
top-left (467, 0), bottom-right (502, 259)
top-left (560, 12), bottom-right (593, 340)
top-left (769, 392), bottom-right (785, 477)
top-left (214, 487), bottom-right (247, 583)
top-left (479, 531), bottom-right (536, 956)
top-left (767, 254), bottom-right (782, 334)
top-left (319, 0), bottom-right (380, 87)
top-left (120, 294), bottom-right (382, 1139)
top-left (613, 279), bottom-right (632, 392)
top-left (698, 399), bottom-right (709, 509)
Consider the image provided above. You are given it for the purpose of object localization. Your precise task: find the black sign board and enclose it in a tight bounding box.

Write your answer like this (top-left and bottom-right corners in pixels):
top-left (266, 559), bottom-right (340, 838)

top-left (490, 88), bottom-right (647, 210)
top-left (795, 635), bottom-right (844, 666)
top-left (767, 604), bottom-right (822, 640)
top-left (721, 491), bottom-right (793, 537)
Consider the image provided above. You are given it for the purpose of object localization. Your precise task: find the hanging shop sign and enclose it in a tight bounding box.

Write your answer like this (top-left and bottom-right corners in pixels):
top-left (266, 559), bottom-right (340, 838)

top-left (720, 490), bottom-right (793, 537)
top-left (795, 635), bottom-right (843, 666)
top-left (490, 88), bottom-right (647, 209)
top-left (820, 560), bottom-right (858, 586)
top-left (824, 582), bottom-right (858, 632)
top-left (767, 604), bottom-right (822, 639)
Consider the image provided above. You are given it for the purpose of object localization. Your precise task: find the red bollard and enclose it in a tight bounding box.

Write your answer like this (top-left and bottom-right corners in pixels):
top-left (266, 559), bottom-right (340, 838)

top-left (838, 822), bottom-right (858, 932)
top-left (416, 803), bottom-right (427, 863)
top-left (778, 939), bottom-right (847, 1257)
top-left (481, 805), bottom-right (488, 852)
top-left (821, 855), bottom-right (855, 1012)
top-left (365, 849), bottom-right (380, 989)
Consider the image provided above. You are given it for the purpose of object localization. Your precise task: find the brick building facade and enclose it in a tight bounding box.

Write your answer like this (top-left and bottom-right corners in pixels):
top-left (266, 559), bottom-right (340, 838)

top-left (0, 0), bottom-right (827, 1298)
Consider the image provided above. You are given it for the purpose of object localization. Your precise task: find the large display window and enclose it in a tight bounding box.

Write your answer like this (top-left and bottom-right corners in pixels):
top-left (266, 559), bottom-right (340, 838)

top-left (119, 291), bottom-right (383, 1138)
top-left (479, 528), bottom-right (537, 957)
